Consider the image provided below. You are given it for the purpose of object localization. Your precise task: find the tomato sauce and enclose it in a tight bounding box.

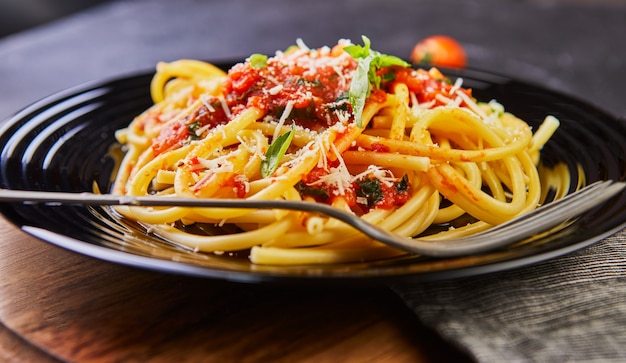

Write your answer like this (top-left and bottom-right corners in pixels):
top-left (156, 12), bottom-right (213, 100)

top-left (224, 174), bottom-right (249, 198)
top-left (223, 48), bottom-right (358, 132)
top-left (374, 181), bottom-right (411, 209)
top-left (152, 120), bottom-right (188, 155)
top-left (369, 143), bottom-right (390, 153)
top-left (148, 42), bottom-right (477, 210)
top-left (298, 161), bottom-right (411, 214)
top-left (392, 68), bottom-right (472, 107)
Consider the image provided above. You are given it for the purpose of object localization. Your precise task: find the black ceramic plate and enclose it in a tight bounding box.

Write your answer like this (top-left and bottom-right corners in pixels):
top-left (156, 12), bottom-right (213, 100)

top-left (1, 64), bottom-right (626, 284)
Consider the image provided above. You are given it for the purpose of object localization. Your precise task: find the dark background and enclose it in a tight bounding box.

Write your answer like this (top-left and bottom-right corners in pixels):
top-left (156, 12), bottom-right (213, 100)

top-left (2, 0), bottom-right (624, 38)
top-left (0, 0), bottom-right (110, 38)
top-left (1, 0), bottom-right (625, 122)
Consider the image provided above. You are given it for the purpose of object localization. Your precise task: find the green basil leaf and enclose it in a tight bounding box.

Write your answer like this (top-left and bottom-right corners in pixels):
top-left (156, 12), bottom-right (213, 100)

top-left (344, 35), bottom-right (410, 128)
top-left (343, 35), bottom-right (371, 59)
top-left (348, 56), bottom-right (372, 128)
top-left (372, 53), bottom-right (410, 69)
top-left (187, 121), bottom-right (202, 140)
top-left (260, 125), bottom-right (295, 178)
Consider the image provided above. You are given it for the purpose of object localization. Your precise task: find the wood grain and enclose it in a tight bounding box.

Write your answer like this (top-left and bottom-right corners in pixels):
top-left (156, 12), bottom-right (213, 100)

top-left (0, 216), bottom-right (470, 362)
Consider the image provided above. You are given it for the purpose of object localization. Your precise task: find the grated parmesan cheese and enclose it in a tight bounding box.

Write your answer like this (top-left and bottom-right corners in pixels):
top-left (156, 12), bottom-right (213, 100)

top-left (268, 84), bottom-right (284, 95)
top-left (296, 38), bottom-right (310, 51)
top-left (191, 150), bottom-right (240, 173)
top-left (200, 94), bottom-right (216, 112)
top-left (449, 77), bottom-right (463, 95)
top-left (218, 96), bottom-right (232, 118)
top-left (351, 165), bottom-right (396, 187)
top-left (455, 90), bottom-right (487, 119)
top-left (273, 100), bottom-right (294, 140)
top-left (309, 143), bottom-right (352, 195)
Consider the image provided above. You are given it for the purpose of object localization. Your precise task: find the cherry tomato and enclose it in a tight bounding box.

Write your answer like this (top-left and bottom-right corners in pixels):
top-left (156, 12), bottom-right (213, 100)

top-left (410, 35), bottom-right (467, 68)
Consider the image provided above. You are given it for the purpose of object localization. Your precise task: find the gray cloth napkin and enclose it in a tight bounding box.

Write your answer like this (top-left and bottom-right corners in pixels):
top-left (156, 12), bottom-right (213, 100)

top-left (392, 229), bottom-right (626, 362)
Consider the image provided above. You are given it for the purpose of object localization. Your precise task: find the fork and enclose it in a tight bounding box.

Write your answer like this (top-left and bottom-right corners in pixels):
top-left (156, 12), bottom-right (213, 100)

top-left (0, 180), bottom-right (624, 257)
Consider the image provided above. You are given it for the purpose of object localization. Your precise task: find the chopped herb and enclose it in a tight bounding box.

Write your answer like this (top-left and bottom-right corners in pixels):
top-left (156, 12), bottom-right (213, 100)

top-left (326, 92), bottom-right (350, 112)
top-left (355, 178), bottom-right (383, 207)
top-left (344, 36), bottom-right (410, 127)
top-left (249, 53), bottom-right (268, 69)
top-left (273, 103), bottom-right (315, 121)
top-left (273, 105), bottom-right (286, 119)
top-left (326, 101), bottom-right (350, 112)
top-left (187, 121), bottom-right (202, 140)
top-left (395, 174), bottom-right (410, 193)
top-left (260, 124), bottom-right (295, 178)
top-left (295, 181), bottom-right (330, 202)
top-left (296, 78), bottom-right (322, 88)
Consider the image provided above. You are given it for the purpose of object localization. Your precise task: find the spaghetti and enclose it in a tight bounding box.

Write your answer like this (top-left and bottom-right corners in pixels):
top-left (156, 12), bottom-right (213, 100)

top-left (112, 37), bottom-right (559, 265)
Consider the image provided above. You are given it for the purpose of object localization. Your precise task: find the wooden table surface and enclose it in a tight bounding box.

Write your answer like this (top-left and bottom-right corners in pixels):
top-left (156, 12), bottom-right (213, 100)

top-left (0, 215), bottom-right (471, 362)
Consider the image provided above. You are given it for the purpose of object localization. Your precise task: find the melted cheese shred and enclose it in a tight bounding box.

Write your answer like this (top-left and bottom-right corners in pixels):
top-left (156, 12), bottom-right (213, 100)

top-left (111, 42), bottom-right (558, 265)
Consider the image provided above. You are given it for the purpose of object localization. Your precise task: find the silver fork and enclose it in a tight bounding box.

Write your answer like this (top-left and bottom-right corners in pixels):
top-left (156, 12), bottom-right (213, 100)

top-left (0, 180), bottom-right (624, 257)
